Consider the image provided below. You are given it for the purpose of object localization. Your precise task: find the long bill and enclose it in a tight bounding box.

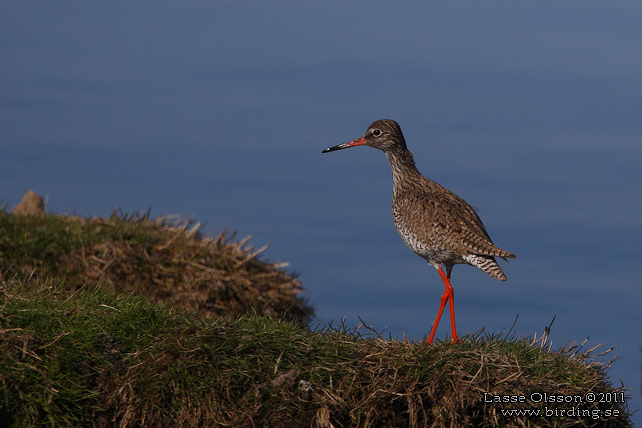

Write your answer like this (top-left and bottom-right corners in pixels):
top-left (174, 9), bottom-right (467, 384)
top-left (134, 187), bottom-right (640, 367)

top-left (322, 137), bottom-right (367, 153)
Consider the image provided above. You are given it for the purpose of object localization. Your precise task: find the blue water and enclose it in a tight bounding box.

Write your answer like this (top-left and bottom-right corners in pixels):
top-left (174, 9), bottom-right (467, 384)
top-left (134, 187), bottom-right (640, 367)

top-left (2, 1), bottom-right (641, 423)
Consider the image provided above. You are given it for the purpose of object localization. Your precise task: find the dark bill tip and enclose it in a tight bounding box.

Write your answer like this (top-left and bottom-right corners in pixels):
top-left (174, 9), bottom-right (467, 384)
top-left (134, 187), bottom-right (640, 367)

top-left (321, 145), bottom-right (341, 153)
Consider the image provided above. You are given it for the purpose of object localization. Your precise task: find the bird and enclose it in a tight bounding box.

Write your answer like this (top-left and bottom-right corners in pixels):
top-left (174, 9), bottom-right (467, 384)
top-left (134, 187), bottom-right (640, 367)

top-left (322, 119), bottom-right (515, 344)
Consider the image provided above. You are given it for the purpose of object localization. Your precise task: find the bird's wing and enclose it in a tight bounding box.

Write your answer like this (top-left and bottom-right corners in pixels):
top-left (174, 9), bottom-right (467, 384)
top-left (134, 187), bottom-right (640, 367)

top-left (447, 193), bottom-right (516, 258)
top-left (396, 184), bottom-right (515, 259)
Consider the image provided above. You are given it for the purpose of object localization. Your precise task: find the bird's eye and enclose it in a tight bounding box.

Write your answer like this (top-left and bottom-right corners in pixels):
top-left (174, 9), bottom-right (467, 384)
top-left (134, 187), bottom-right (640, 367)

top-left (372, 129), bottom-right (382, 137)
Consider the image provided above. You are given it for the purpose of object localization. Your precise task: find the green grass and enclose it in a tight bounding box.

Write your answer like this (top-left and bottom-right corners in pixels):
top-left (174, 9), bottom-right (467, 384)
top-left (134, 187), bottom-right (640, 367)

top-left (0, 210), bottom-right (633, 427)
top-left (1, 278), bottom-right (632, 427)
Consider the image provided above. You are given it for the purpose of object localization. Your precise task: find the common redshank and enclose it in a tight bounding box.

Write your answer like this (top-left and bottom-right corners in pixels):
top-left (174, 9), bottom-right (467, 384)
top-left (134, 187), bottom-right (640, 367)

top-left (322, 119), bottom-right (515, 343)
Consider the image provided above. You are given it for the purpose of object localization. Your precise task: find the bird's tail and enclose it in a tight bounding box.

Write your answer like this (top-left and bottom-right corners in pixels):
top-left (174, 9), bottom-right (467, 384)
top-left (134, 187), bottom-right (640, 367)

top-left (463, 254), bottom-right (508, 281)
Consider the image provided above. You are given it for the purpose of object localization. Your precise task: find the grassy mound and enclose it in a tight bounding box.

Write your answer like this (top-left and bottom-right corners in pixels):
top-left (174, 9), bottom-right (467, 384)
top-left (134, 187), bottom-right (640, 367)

top-left (0, 211), bottom-right (313, 324)
top-left (0, 279), bottom-right (631, 427)
top-left (0, 209), bottom-right (632, 427)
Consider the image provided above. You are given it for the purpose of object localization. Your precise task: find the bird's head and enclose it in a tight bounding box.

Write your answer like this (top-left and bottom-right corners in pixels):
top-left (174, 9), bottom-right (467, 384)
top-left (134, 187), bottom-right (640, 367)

top-left (322, 119), bottom-right (407, 154)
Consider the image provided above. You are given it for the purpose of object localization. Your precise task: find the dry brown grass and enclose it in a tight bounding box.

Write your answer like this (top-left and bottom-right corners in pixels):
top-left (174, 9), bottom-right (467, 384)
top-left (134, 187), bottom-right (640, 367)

top-left (0, 211), bottom-right (313, 324)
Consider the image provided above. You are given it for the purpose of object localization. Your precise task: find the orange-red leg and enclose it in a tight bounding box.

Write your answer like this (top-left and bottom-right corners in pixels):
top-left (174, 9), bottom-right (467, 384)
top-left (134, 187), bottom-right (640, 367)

top-left (426, 266), bottom-right (459, 344)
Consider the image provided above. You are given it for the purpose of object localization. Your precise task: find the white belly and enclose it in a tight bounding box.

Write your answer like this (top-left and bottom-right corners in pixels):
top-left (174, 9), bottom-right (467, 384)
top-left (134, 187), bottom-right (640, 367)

top-left (394, 221), bottom-right (466, 266)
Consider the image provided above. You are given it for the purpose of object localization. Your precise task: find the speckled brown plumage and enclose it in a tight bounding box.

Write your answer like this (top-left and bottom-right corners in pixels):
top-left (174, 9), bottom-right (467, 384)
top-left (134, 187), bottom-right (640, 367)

top-left (322, 119), bottom-right (516, 343)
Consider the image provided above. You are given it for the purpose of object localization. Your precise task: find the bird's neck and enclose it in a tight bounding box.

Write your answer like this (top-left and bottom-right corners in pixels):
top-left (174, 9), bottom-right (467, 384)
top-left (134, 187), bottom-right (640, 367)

top-left (384, 147), bottom-right (423, 189)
